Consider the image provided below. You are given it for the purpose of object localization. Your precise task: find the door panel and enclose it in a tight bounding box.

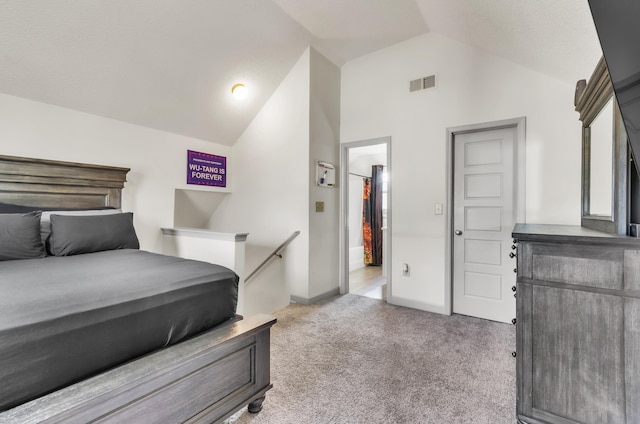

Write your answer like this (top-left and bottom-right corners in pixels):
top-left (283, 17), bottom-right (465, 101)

top-left (465, 207), bottom-right (503, 231)
top-left (453, 127), bottom-right (517, 323)
top-left (464, 271), bottom-right (502, 300)
top-left (465, 174), bottom-right (503, 198)
top-left (464, 239), bottom-right (502, 265)
top-left (465, 139), bottom-right (503, 165)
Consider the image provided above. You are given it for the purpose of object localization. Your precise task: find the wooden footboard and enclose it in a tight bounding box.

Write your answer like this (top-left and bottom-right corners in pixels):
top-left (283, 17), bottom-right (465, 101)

top-left (0, 314), bottom-right (276, 424)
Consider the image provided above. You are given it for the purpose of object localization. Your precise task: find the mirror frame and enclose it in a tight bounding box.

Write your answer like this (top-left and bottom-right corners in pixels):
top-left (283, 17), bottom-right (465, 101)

top-left (575, 57), bottom-right (628, 235)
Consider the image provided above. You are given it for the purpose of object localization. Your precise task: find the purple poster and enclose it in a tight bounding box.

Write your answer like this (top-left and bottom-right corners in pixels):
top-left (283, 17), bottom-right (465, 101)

top-left (187, 150), bottom-right (226, 187)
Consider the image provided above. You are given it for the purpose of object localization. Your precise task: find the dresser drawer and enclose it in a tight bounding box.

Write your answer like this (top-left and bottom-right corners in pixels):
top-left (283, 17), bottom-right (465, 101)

top-left (521, 243), bottom-right (640, 291)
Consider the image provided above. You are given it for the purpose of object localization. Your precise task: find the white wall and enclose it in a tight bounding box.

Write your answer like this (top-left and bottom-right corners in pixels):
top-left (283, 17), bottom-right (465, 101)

top-left (173, 190), bottom-right (229, 228)
top-left (0, 92), bottom-right (231, 253)
top-left (350, 152), bottom-right (387, 177)
top-left (341, 33), bottom-right (584, 311)
top-left (209, 47), bottom-right (341, 307)
top-left (348, 174), bottom-right (364, 248)
top-left (209, 48), bottom-right (311, 304)
top-left (308, 48), bottom-right (341, 299)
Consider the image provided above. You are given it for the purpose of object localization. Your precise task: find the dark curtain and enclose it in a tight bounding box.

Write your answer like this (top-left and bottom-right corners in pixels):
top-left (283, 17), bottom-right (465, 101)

top-left (362, 165), bottom-right (384, 265)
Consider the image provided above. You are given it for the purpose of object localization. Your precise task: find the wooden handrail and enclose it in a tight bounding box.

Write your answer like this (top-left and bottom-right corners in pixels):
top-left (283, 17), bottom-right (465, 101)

top-left (245, 231), bottom-right (300, 284)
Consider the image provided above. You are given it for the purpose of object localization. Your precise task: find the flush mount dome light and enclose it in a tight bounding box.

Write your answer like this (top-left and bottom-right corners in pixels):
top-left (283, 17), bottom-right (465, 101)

top-left (231, 83), bottom-right (247, 100)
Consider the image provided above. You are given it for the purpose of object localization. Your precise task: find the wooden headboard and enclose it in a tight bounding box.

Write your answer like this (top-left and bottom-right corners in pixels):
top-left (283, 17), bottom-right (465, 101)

top-left (0, 155), bottom-right (130, 209)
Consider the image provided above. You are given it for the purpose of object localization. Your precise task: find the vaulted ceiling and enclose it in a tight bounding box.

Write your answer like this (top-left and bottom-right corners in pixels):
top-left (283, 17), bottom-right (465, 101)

top-left (0, 0), bottom-right (602, 145)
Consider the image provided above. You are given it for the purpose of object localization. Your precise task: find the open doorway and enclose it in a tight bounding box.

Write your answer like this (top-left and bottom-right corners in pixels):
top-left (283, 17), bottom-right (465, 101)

top-left (340, 137), bottom-right (391, 301)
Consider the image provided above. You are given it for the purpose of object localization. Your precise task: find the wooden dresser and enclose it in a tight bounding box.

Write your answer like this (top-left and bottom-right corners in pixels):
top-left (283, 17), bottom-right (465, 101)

top-left (512, 224), bottom-right (640, 424)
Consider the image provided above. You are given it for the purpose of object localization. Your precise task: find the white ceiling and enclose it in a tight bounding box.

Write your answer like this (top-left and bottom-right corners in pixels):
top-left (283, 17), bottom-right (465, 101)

top-left (414, 0), bottom-right (602, 84)
top-left (273, 0), bottom-right (428, 66)
top-left (0, 0), bottom-right (603, 145)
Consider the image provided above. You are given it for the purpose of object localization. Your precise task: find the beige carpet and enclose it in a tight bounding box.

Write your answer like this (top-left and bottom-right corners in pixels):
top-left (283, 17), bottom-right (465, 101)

top-left (230, 294), bottom-right (516, 424)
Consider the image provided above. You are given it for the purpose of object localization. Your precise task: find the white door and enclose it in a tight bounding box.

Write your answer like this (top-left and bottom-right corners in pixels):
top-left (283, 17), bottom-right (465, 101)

top-left (452, 126), bottom-right (517, 323)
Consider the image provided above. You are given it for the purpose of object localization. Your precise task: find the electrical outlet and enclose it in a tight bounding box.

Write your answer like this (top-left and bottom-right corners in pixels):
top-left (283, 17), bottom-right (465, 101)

top-left (402, 263), bottom-right (410, 276)
top-left (315, 201), bottom-right (324, 212)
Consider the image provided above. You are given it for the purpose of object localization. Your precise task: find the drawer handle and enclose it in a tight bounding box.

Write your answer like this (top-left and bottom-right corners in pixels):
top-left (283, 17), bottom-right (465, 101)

top-left (509, 252), bottom-right (517, 258)
top-left (511, 351), bottom-right (517, 358)
top-left (511, 318), bottom-right (517, 325)
top-left (511, 286), bottom-right (516, 292)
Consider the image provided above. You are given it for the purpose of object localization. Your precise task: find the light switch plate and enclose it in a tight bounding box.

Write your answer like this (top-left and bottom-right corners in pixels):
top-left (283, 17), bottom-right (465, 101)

top-left (435, 203), bottom-right (443, 215)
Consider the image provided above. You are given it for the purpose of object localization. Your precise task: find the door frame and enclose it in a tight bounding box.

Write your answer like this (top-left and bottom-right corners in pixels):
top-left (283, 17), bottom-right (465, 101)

top-left (339, 136), bottom-right (392, 298)
top-left (445, 117), bottom-right (526, 315)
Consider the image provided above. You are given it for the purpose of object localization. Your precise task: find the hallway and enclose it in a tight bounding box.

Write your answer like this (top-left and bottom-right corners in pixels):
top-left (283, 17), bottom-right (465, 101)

top-left (349, 265), bottom-right (386, 300)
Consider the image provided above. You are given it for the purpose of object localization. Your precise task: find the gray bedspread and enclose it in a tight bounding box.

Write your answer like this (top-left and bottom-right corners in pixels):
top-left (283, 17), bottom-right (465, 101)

top-left (0, 249), bottom-right (239, 411)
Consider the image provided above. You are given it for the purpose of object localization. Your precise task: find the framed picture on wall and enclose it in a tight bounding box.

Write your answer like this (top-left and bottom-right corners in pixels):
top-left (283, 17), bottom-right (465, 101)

top-left (187, 150), bottom-right (226, 188)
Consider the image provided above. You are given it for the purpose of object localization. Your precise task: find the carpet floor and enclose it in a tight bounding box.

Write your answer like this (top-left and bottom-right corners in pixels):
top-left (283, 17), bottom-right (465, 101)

top-left (230, 294), bottom-right (516, 424)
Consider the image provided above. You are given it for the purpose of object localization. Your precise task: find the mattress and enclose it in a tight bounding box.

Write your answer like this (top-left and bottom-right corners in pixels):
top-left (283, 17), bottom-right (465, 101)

top-left (0, 249), bottom-right (239, 411)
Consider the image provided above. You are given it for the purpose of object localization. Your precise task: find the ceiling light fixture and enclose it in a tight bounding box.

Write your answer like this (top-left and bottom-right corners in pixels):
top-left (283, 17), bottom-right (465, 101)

top-left (231, 83), bottom-right (248, 100)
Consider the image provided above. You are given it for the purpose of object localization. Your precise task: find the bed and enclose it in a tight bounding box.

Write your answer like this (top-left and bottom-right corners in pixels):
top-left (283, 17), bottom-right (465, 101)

top-left (0, 154), bottom-right (275, 423)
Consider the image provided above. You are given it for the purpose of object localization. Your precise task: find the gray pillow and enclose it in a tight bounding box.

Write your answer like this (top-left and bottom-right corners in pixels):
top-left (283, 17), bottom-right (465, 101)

top-left (0, 211), bottom-right (46, 260)
top-left (0, 202), bottom-right (39, 214)
top-left (40, 208), bottom-right (121, 247)
top-left (49, 212), bottom-right (140, 256)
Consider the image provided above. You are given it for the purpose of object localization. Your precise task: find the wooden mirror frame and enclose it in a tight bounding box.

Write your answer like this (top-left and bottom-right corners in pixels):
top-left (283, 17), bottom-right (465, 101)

top-left (575, 57), bottom-right (628, 235)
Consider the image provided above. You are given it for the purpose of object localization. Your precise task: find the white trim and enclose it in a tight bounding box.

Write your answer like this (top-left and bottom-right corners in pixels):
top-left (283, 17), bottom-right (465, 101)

top-left (349, 246), bottom-right (366, 271)
top-left (444, 117), bottom-right (526, 315)
top-left (161, 227), bottom-right (248, 242)
top-left (389, 295), bottom-right (449, 315)
top-left (339, 137), bottom-right (392, 301)
top-left (290, 288), bottom-right (341, 305)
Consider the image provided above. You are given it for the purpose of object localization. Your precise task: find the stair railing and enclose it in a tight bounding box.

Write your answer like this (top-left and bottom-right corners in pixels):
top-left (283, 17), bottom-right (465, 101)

top-left (245, 231), bottom-right (300, 284)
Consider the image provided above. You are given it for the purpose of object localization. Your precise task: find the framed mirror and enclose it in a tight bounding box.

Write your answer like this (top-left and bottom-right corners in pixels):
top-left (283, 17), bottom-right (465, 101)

top-left (575, 57), bottom-right (628, 235)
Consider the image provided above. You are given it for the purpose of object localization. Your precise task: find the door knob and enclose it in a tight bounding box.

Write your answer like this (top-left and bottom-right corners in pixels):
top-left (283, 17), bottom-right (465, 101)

top-left (455, 230), bottom-right (463, 236)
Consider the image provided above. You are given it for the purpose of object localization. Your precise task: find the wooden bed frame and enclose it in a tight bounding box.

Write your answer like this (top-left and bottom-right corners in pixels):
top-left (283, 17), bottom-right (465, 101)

top-left (0, 154), bottom-right (275, 423)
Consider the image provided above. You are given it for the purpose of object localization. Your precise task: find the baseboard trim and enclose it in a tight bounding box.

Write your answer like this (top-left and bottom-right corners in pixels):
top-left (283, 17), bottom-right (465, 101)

top-left (291, 288), bottom-right (340, 305)
top-left (349, 246), bottom-right (365, 272)
top-left (389, 295), bottom-right (450, 315)
top-left (349, 262), bottom-right (366, 272)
